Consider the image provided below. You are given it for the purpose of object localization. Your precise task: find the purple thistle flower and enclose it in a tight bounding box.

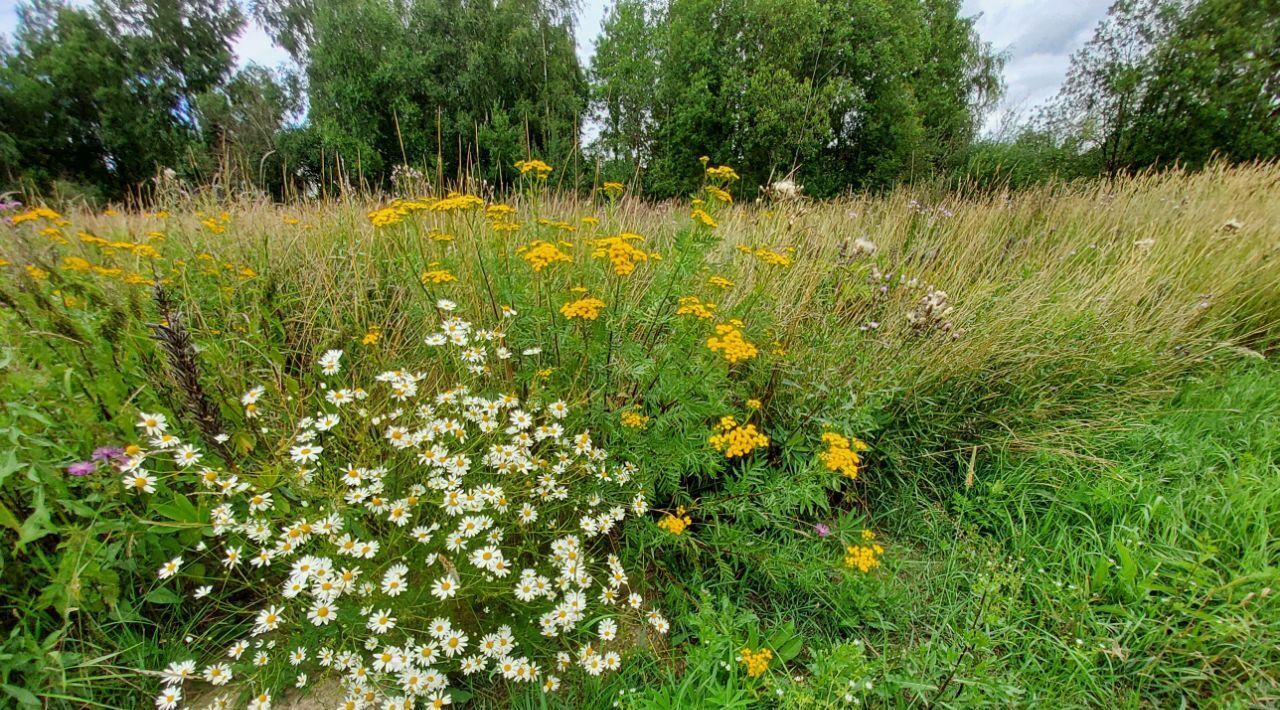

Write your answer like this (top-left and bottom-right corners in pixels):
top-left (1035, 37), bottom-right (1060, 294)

top-left (91, 446), bottom-right (125, 462)
top-left (814, 523), bottom-right (832, 538)
top-left (66, 461), bottom-right (97, 476)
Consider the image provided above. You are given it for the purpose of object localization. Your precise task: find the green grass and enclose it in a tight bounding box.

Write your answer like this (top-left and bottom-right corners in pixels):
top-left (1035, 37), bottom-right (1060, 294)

top-left (1, 165), bottom-right (1278, 707)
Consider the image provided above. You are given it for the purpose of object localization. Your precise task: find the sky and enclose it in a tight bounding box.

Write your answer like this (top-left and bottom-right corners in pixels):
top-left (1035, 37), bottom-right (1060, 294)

top-left (1, 0), bottom-right (1111, 132)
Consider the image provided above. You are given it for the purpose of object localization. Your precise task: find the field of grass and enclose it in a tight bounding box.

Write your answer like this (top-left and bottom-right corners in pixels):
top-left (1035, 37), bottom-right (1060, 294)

top-left (1, 162), bottom-right (1278, 708)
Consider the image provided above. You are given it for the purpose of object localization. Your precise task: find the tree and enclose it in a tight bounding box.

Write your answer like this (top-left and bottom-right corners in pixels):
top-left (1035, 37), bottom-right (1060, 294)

top-left (268, 0), bottom-right (587, 190)
top-left (588, 0), bottom-right (1003, 197)
top-left (1044, 0), bottom-right (1279, 174)
top-left (0, 0), bottom-right (246, 197)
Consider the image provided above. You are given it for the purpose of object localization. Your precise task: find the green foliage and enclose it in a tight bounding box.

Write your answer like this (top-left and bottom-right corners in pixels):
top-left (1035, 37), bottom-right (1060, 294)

top-left (1043, 0), bottom-right (1280, 176)
top-left (591, 0), bottom-right (1003, 197)
top-left (0, 0), bottom-right (252, 197)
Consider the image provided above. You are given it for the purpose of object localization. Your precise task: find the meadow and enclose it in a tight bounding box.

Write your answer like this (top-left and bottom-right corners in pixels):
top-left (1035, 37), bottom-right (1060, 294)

top-left (1, 161), bottom-right (1278, 708)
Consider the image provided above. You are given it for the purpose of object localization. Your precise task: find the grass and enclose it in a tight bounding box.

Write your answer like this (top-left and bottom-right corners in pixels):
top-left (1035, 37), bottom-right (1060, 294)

top-left (0, 162), bottom-right (1277, 708)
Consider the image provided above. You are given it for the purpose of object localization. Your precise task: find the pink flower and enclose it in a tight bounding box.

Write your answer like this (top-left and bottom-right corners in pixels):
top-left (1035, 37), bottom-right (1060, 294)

top-left (814, 523), bottom-right (831, 538)
top-left (67, 461), bottom-right (97, 476)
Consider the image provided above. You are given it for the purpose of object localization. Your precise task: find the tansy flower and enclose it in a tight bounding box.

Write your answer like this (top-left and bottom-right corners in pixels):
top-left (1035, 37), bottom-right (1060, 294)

top-left (709, 416), bottom-right (769, 458)
top-left (515, 159), bottom-right (553, 179)
top-left (520, 241), bottom-right (572, 272)
top-left (706, 322), bottom-right (758, 363)
top-left (657, 506), bottom-right (691, 535)
top-left (739, 647), bottom-right (772, 677)
top-left (819, 432), bottom-right (869, 479)
top-left (560, 296), bottom-right (606, 321)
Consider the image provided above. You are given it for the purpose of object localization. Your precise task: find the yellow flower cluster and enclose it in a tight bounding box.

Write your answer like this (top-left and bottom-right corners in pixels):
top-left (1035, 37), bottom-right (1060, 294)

top-left (520, 240), bottom-right (573, 272)
top-left (11, 206), bottom-right (67, 226)
top-left (706, 164), bottom-right (741, 182)
top-left (591, 233), bottom-right (649, 276)
top-left (515, 159), bottom-right (553, 179)
top-left (537, 217), bottom-right (576, 233)
top-left (420, 266), bottom-right (457, 284)
top-left (657, 506), bottom-right (691, 535)
top-left (738, 244), bottom-right (793, 267)
top-left (706, 322), bottom-right (758, 363)
top-left (362, 325), bottom-right (382, 345)
top-left (676, 296), bottom-right (716, 320)
top-left (431, 193), bottom-right (484, 212)
top-left (819, 432), bottom-right (869, 480)
top-left (486, 203), bottom-right (519, 232)
top-left (601, 181), bottom-right (625, 198)
top-left (709, 416), bottom-right (769, 458)
top-left (561, 296), bottom-right (606, 320)
top-left (368, 205), bottom-right (406, 227)
top-left (739, 647), bottom-right (772, 678)
top-left (844, 531), bottom-right (885, 572)
top-left (690, 208), bottom-right (718, 228)
top-left (620, 410), bottom-right (650, 429)
top-left (706, 185), bottom-right (733, 203)
top-left (708, 275), bottom-right (735, 289)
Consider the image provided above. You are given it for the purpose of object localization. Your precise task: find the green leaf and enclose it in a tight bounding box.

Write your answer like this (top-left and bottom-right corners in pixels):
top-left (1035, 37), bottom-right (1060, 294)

top-left (145, 587), bottom-right (181, 605)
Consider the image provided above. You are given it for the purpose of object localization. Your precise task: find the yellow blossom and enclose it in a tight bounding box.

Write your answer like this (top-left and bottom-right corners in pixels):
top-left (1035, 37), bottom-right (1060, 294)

top-left (676, 296), bottom-right (716, 320)
top-left (706, 322), bottom-right (758, 363)
top-left (657, 506), bottom-right (691, 535)
top-left (819, 432), bottom-right (869, 480)
top-left (691, 208), bottom-right (718, 229)
top-left (520, 240), bottom-right (573, 272)
top-left (739, 648), bottom-right (772, 677)
top-left (560, 296), bottom-right (606, 321)
top-left (421, 267), bottom-right (457, 284)
top-left (362, 326), bottom-right (382, 345)
top-left (708, 276), bottom-right (735, 289)
top-left (515, 159), bottom-right (553, 179)
top-left (844, 531), bottom-right (885, 572)
top-left (706, 185), bottom-right (733, 203)
top-left (591, 233), bottom-right (648, 276)
top-left (709, 415), bottom-right (769, 458)
top-left (620, 410), bottom-right (650, 429)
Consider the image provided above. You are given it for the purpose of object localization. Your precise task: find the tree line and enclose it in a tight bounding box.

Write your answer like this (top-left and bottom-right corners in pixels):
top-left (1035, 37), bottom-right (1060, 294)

top-left (1, 0), bottom-right (1276, 202)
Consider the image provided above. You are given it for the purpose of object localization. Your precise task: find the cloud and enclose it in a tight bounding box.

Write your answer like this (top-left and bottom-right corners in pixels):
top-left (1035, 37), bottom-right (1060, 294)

top-left (962, 0), bottom-right (1111, 128)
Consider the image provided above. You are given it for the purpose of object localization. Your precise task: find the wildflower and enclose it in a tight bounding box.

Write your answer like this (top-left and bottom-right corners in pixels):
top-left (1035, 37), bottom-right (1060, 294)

top-left (591, 233), bottom-right (648, 276)
top-left (657, 506), bottom-right (691, 535)
top-left (308, 601), bottom-right (337, 626)
top-left (708, 276), bottom-right (735, 289)
top-left (318, 349), bottom-right (343, 375)
top-left (706, 322), bottom-right (758, 363)
top-left (560, 296), bottom-right (606, 321)
top-left (157, 556), bottom-right (183, 580)
top-left (844, 531), bottom-right (885, 572)
top-left (739, 647), bottom-right (772, 677)
top-left (690, 208), bottom-right (718, 228)
top-left (706, 164), bottom-right (741, 182)
top-left (706, 185), bottom-right (733, 203)
top-left (362, 326), bottom-right (382, 345)
top-left (620, 410), bottom-right (650, 429)
top-left (67, 461), bottom-right (96, 476)
top-left (819, 432), bottom-right (868, 480)
top-left (124, 472), bottom-right (157, 494)
top-left (520, 241), bottom-right (572, 272)
top-left (421, 268), bottom-right (457, 284)
top-left (367, 609), bottom-right (397, 634)
top-left (676, 296), bottom-right (716, 320)
top-left (815, 523), bottom-right (832, 537)
top-left (709, 416), bottom-right (769, 458)
top-left (155, 685), bottom-right (182, 710)
top-left (515, 159), bottom-right (553, 179)
top-left (137, 412), bottom-right (168, 435)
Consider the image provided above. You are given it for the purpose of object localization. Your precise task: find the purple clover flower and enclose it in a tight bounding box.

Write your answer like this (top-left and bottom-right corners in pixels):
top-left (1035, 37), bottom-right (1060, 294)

top-left (814, 523), bottom-right (832, 538)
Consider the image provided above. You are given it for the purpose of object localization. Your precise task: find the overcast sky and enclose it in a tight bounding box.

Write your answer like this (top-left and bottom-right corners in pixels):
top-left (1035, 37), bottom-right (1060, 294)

top-left (2, 0), bottom-right (1111, 131)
